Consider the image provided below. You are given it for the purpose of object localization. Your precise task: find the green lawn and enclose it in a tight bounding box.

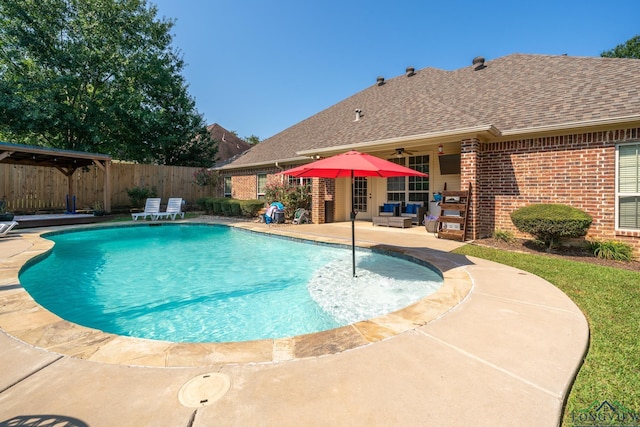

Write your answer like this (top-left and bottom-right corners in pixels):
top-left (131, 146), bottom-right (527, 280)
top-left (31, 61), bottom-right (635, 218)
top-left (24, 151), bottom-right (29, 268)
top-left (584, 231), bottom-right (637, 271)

top-left (452, 244), bottom-right (640, 425)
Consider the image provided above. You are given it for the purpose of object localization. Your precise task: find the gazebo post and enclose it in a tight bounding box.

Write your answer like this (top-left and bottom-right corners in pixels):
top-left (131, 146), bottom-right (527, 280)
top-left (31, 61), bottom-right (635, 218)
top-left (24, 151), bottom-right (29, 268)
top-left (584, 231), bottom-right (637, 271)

top-left (68, 169), bottom-right (75, 213)
top-left (104, 160), bottom-right (111, 213)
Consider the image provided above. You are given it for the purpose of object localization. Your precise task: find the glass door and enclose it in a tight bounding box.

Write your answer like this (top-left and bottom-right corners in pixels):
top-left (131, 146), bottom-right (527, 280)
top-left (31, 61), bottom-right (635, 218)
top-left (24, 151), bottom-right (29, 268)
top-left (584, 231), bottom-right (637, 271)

top-left (353, 177), bottom-right (368, 216)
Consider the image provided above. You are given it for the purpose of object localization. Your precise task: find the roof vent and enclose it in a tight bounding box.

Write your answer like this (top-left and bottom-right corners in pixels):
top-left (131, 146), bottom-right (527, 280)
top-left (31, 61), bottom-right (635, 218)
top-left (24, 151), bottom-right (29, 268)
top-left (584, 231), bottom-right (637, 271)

top-left (376, 76), bottom-right (385, 86)
top-left (354, 109), bottom-right (363, 121)
top-left (406, 66), bottom-right (415, 77)
top-left (472, 56), bottom-right (486, 71)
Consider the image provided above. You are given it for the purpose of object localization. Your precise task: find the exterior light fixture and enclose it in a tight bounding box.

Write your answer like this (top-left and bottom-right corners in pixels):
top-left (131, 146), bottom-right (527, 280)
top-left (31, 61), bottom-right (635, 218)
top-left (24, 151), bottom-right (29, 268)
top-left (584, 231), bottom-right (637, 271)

top-left (438, 144), bottom-right (444, 155)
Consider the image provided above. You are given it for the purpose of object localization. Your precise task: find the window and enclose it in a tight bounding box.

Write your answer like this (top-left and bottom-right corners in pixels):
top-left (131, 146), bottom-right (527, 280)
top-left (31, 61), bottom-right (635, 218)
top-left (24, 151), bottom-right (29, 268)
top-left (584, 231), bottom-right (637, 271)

top-left (288, 176), bottom-right (312, 187)
top-left (618, 143), bottom-right (640, 230)
top-left (257, 173), bottom-right (267, 199)
top-left (386, 155), bottom-right (430, 202)
top-left (408, 155), bottom-right (430, 202)
top-left (224, 176), bottom-right (232, 198)
top-left (386, 158), bottom-right (406, 202)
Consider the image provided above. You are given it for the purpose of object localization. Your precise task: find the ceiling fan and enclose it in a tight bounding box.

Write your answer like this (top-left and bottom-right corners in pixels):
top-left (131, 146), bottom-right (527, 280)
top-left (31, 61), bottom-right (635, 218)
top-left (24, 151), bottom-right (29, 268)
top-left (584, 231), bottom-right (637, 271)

top-left (390, 147), bottom-right (414, 158)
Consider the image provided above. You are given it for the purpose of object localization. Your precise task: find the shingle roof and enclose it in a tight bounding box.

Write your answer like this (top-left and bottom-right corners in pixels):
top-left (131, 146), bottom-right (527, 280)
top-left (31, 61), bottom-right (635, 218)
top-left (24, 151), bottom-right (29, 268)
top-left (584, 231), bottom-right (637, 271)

top-left (206, 123), bottom-right (252, 165)
top-left (224, 54), bottom-right (640, 168)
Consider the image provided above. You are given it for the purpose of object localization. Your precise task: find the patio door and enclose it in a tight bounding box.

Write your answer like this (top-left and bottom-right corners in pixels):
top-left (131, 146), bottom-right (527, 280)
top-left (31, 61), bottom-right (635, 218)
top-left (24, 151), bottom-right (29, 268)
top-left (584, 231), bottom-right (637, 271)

top-left (354, 177), bottom-right (368, 217)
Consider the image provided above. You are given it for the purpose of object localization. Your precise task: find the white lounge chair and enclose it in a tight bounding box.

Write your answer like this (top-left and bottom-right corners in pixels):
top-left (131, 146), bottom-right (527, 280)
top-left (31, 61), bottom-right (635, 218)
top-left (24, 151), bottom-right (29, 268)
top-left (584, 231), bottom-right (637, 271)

top-left (0, 221), bottom-right (18, 237)
top-left (131, 198), bottom-right (161, 221)
top-left (156, 198), bottom-right (185, 220)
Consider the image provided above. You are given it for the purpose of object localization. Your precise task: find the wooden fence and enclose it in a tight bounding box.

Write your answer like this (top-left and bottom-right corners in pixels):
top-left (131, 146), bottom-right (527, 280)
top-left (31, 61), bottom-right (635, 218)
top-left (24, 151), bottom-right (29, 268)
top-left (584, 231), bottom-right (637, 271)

top-left (0, 162), bottom-right (218, 213)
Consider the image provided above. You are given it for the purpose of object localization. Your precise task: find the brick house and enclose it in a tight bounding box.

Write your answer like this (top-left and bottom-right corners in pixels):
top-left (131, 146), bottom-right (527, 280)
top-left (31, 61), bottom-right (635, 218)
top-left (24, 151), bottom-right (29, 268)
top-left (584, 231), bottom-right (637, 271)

top-left (218, 54), bottom-right (640, 255)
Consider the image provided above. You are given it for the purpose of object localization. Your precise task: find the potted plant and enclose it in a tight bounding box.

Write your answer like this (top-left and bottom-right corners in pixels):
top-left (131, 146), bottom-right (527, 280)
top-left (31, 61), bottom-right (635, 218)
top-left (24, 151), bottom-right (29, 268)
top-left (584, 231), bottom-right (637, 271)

top-left (0, 200), bottom-right (14, 221)
top-left (92, 201), bottom-right (105, 216)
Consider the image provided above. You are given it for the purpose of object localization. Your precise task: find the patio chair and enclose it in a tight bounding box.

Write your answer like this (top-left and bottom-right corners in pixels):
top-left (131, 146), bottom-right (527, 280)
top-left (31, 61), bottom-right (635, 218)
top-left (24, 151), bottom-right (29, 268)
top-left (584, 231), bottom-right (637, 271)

top-left (292, 208), bottom-right (310, 224)
top-left (131, 198), bottom-right (161, 221)
top-left (378, 202), bottom-right (401, 217)
top-left (155, 198), bottom-right (185, 220)
top-left (400, 202), bottom-right (427, 225)
top-left (0, 221), bottom-right (18, 237)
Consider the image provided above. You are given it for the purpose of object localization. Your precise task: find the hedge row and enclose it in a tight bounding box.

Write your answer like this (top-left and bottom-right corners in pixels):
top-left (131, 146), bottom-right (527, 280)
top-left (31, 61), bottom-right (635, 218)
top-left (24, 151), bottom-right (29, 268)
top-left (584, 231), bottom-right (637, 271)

top-left (195, 197), bottom-right (264, 218)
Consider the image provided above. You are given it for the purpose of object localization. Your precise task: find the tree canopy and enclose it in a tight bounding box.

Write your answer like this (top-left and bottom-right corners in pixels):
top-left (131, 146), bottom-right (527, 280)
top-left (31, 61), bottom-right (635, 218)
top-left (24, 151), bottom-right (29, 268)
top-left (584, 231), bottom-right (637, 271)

top-left (601, 34), bottom-right (640, 59)
top-left (244, 134), bottom-right (261, 145)
top-left (0, 0), bottom-right (216, 166)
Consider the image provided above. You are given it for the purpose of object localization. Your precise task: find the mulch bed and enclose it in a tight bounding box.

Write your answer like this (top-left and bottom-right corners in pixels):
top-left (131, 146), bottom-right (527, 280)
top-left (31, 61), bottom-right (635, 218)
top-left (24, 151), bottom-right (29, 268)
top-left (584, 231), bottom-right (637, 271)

top-left (471, 238), bottom-right (640, 273)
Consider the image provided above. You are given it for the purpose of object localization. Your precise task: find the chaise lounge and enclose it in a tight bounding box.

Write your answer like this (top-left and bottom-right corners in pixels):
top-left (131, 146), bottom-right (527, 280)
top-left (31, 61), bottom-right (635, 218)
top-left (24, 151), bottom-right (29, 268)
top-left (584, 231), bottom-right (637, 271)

top-left (155, 198), bottom-right (185, 220)
top-left (0, 221), bottom-right (18, 237)
top-left (131, 198), bottom-right (161, 221)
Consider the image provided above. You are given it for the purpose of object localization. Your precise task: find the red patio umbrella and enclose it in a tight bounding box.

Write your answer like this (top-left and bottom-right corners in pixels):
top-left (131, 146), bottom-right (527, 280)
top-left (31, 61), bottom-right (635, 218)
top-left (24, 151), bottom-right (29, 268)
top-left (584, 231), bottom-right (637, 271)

top-left (281, 150), bottom-right (428, 277)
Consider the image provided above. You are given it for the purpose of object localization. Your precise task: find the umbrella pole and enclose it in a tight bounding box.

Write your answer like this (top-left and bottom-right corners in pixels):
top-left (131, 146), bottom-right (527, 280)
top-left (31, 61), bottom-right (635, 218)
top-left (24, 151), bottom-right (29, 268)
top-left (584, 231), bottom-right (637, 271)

top-left (351, 170), bottom-right (356, 277)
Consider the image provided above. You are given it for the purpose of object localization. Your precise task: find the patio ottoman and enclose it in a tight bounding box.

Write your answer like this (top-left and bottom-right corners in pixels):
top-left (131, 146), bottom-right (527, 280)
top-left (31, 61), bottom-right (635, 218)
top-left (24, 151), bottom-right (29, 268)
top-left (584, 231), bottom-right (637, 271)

top-left (372, 216), bottom-right (389, 226)
top-left (387, 217), bottom-right (412, 228)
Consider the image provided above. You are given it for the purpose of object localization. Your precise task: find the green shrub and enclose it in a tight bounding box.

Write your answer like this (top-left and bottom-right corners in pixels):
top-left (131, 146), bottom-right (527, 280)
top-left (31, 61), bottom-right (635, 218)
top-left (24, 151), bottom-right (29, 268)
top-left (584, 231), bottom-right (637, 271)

top-left (126, 186), bottom-right (157, 208)
top-left (211, 198), bottom-right (223, 215)
top-left (220, 199), bottom-right (232, 216)
top-left (240, 200), bottom-right (265, 217)
top-left (510, 204), bottom-right (592, 251)
top-left (264, 181), bottom-right (311, 219)
top-left (197, 197), bottom-right (264, 218)
top-left (493, 229), bottom-right (516, 243)
top-left (587, 239), bottom-right (634, 261)
top-left (202, 198), bottom-right (213, 214)
top-left (195, 197), bottom-right (209, 212)
top-left (229, 200), bottom-right (241, 216)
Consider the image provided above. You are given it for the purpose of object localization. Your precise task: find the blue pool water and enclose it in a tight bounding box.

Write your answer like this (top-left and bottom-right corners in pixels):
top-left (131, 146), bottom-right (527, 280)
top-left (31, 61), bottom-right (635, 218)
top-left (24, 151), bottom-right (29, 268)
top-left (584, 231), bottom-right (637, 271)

top-left (19, 224), bottom-right (443, 343)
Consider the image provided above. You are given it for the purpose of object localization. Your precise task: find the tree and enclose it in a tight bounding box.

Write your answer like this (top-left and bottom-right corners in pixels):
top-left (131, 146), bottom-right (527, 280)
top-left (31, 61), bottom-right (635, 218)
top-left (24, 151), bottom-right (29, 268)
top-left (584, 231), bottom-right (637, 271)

top-left (244, 134), bottom-right (261, 145)
top-left (601, 35), bottom-right (640, 59)
top-left (0, 0), bottom-right (216, 166)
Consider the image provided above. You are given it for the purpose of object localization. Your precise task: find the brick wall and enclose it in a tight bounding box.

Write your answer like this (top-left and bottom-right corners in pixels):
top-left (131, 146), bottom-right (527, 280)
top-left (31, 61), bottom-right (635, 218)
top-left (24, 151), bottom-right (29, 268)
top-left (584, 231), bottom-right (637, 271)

top-left (311, 178), bottom-right (335, 224)
top-left (461, 138), bottom-right (480, 239)
top-left (226, 167), bottom-right (280, 200)
top-left (229, 170), bottom-right (335, 224)
top-left (228, 168), bottom-right (327, 222)
top-left (477, 127), bottom-right (640, 256)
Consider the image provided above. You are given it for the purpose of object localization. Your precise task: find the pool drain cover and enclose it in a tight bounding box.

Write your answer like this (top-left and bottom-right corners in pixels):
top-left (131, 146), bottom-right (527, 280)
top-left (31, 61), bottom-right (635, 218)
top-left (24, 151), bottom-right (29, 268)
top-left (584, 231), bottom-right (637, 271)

top-left (178, 373), bottom-right (231, 407)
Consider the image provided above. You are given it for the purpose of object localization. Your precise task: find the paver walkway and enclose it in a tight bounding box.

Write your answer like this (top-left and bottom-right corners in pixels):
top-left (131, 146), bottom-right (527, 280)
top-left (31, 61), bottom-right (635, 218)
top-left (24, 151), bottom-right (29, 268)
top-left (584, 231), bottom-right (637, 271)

top-left (0, 219), bottom-right (588, 426)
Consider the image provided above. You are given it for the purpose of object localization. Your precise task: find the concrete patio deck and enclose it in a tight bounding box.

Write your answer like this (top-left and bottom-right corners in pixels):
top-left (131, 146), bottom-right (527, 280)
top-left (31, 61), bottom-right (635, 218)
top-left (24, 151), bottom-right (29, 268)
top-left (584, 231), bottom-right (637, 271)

top-left (0, 219), bottom-right (588, 426)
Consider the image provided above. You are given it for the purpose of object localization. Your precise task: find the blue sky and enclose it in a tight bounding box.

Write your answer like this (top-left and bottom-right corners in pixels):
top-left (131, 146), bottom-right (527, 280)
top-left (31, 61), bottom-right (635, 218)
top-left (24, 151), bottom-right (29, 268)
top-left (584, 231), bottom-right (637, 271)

top-left (150, 0), bottom-right (639, 141)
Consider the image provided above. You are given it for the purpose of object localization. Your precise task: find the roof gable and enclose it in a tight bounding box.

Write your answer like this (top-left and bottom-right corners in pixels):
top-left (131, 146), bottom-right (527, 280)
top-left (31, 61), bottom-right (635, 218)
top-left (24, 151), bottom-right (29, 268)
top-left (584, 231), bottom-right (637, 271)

top-left (206, 123), bottom-right (252, 165)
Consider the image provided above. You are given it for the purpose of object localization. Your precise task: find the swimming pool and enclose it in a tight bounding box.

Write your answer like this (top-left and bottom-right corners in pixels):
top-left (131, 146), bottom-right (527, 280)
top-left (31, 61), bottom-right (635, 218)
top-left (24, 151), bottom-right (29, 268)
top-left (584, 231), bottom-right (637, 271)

top-left (19, 224), bottom-right (443, 343)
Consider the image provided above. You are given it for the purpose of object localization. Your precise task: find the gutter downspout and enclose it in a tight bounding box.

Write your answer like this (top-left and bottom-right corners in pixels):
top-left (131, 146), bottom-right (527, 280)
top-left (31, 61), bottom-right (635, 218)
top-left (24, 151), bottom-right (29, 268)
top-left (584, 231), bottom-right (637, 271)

top-left (275, 161), bottom-right (285, 184)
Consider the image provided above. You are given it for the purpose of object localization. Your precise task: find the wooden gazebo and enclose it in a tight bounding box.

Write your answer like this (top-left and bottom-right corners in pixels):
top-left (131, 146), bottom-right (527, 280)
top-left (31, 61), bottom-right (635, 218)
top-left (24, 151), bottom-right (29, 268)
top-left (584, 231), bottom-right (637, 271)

top-left (0, 142), bottom-right (112, 213)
